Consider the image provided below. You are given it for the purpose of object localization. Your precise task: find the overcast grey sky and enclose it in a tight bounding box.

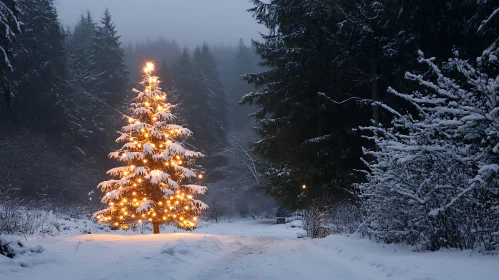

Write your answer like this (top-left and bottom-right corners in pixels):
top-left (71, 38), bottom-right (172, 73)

top-left (55, 0), bottom-right (264, 47)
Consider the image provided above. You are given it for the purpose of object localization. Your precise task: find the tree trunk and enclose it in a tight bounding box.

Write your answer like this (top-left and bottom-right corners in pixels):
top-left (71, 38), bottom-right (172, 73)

top-left (153, 222), bottom-right (160, 234)
top-left (371, 56), bottom-right (380, 124)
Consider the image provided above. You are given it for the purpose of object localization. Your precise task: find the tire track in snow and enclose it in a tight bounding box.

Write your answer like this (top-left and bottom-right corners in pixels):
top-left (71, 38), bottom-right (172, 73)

top-left (193, 236), bottom-right (362, 280)
top-left (195, 236), bottom-right (280, 280)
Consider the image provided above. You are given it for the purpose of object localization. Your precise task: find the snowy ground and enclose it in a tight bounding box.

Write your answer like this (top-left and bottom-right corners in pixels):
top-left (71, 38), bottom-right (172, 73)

top-left (2, 219), bottom-right (498, 280)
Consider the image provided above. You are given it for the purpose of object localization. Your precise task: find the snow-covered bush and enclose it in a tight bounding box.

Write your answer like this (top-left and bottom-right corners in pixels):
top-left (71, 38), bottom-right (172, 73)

top-left (360, 45), bottom-right (499, 251)
top-left (302, 198), bottom-right (361, 238)
top-left (0, 204), bottom-right (49, 235)
top-left (203, 186), bottom-right (238, 223)
top-left (0, 205), bottom-right (104, 237)
top-left (327, 202), bottom-right (362, 235)
top-left (0, 237), bottom-right (44, 260)
top-left (302, 203), bottom-right (332, 238)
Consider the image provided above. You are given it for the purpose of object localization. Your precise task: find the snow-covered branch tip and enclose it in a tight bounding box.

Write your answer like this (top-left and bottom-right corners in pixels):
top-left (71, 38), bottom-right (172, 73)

top-left (318, 92), bottom-right (370, 105)
top-left (478, 8), bottom-right (499, 32)
top-left (318, 92), bottom-right (402, 117)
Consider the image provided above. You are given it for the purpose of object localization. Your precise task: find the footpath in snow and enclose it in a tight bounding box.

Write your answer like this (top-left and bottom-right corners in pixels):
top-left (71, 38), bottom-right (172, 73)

top-left (1, 219), bottom-right (498, 280)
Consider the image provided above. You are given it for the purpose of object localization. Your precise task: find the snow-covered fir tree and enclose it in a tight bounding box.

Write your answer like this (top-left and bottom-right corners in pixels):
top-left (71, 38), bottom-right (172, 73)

top-left (94, 62), bottom-right (208, 234)
top-left (8, 0), bottom-right (67, 125)
top-left (91, 8), bottom-right (128, 104)
top-left (69, 11), bottom-right (98, 93)
top-left (170, 47), bottom-right (228, 181)
top-left (0, 0), bottom-right (21, 107)
top-left (0, 0), bottom-right (20, 70)
top-left (360, 43), bottom-right (499, 250)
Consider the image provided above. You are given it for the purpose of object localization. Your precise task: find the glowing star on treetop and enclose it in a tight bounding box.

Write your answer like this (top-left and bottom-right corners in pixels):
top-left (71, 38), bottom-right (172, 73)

top-left (93, 62), bottom-right (208, 234)
top-left (144, 62), bottom-right (154, 73)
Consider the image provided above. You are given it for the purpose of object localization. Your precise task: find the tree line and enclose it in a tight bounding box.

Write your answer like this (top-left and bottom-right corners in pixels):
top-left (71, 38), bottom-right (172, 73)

top-left (1, 0), bottom-right (129, 208)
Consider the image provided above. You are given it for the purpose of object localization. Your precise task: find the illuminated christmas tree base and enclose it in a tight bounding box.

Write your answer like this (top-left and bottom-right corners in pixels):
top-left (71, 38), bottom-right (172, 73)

top-left (94, 62), bottom-right (208, 233)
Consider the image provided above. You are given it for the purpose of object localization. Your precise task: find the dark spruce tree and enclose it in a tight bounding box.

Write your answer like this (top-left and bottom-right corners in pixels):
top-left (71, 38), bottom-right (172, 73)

top-left (193, 44), bottom-right (228, 172)
top-left (171, 49), bottom-right (210, 150)
top-left (243, 0), bottom-right (373, 209)
top-left (69, 11), bottom-right (98, 93)
top-left (228, 39), bottom-right (258, 130)
top-left (0, 0), bottom-right (21, 109)
top-left (64, 9), bottom-right (129, 169)
top-left (91, 9), bottom-right (128, 104)
top-left (88, 9), bottom-right (130, 159)
top-left (170, 47), bottom-right (228, 181)
top-left (6, 0), bottom-right (67, 129)
top-left (193, 44), bottom-right (227, 130)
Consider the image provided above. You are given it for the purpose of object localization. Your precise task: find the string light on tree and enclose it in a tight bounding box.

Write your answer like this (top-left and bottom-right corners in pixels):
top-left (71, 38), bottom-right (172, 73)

top-left (94, 62), bottom-right (208, 234)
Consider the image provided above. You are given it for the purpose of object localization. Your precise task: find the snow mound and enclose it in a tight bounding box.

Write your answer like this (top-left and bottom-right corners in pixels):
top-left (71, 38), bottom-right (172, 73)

top-left (0, 237), bottom-right (44, 260)
top-left (0, 237), bottom-right (48, 272)
top-left (287, 219), bottom-right (303, 228)
top-left (296, 229), bottom-right (307, 238)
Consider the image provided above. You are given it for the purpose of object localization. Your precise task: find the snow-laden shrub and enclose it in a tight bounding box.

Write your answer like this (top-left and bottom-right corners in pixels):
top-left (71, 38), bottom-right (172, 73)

top-left (0, 204), bottom-right (49, 235)
top-left (0, 205), bottom-right (104, 237)
top-left (204, 187), bottom-right (237, 223)
top-left (327, 201), bottom-right (362, 234)
top-left (0, 237), bottom-right (44, 259)
top-left (288, 219), bottom-right (303, 228)
top-left (360, 46), bottom-right (499, 251)
top-left (302, 199), bottom-right (361, 238)
top-left (303, 205), bottom-right (332, 238)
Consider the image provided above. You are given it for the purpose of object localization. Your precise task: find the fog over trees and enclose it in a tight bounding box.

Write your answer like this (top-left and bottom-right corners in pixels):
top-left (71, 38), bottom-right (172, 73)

top-left (55, 0), bottom-right (262, 47)
top-left (0, 0), bottom-right (271, 221)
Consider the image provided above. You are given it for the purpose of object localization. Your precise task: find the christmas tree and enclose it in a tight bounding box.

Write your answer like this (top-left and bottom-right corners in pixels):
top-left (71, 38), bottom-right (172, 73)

top-left (94, 62), bottom-right (208, 234)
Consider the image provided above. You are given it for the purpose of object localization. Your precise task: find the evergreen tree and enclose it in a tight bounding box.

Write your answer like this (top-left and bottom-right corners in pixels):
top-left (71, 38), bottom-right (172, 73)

top-left (63, 10), bottom-right (130, 166)
top-left (70, 11), bottom-right (97, 92)
top-left (193, 44), bottom-right (228, 172)
top-left (95, 62), bottom-right (208, 233)
top-left (92, 9), bottom-right (128, 104)
top-left (7, 0), bottom-right (67, 128)
top-left (170, 48), bottom-right (227, 180)
top-left (171, 49), bottom-right (202, 128)
top-left (243, 0), bottom-right (372, 209)
top-left (193, 44), bottom-right (226, 128)
top-left (228, 39), bottom-right (258, 130)
top-left (0, 0), bottom-right (21, 108)
top-left (63, 24), bottom-right (105, 158)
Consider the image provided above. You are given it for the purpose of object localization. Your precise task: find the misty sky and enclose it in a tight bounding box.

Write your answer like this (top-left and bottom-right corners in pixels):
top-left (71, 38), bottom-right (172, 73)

top-left (55, 0), bottom-right (264, 47)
